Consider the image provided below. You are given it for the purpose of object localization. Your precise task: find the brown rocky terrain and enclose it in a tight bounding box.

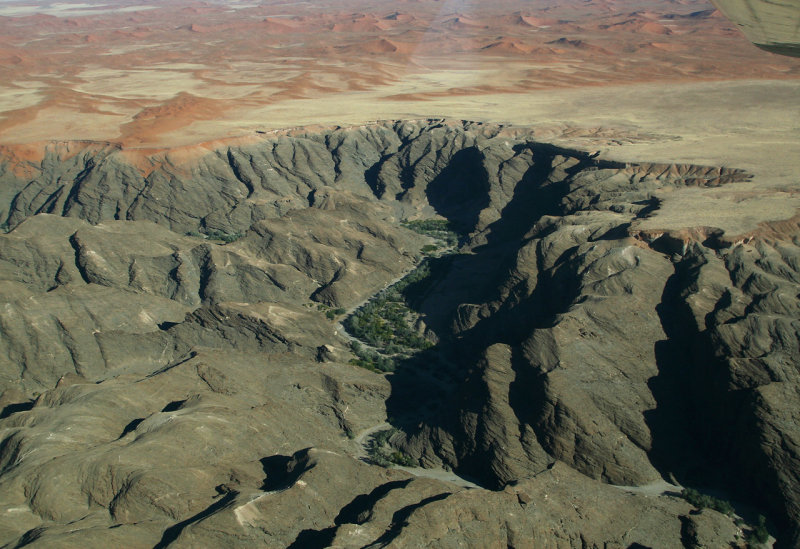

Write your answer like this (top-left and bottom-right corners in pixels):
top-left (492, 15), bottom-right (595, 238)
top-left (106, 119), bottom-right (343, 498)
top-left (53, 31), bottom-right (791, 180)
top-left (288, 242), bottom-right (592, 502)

top-left (0, 119), bottom-right (795, 547)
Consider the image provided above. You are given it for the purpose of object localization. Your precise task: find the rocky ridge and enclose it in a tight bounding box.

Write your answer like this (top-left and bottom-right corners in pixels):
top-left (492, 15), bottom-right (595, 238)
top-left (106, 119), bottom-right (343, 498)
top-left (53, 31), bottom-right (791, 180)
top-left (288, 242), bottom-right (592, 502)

top-left (0, 119), bottom-right (795, 547)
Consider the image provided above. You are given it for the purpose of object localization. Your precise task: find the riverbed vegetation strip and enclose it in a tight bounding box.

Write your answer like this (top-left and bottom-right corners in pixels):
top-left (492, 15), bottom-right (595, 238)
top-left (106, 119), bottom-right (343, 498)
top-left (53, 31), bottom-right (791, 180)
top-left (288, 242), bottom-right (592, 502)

top-left (342, 219), bottom-right (463, 373)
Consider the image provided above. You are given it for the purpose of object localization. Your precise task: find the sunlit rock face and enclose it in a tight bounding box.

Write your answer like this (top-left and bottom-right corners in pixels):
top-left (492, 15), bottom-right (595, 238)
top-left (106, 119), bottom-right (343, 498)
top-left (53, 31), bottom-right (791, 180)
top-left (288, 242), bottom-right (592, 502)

top-left (712, 0), bottom-right (800, 56)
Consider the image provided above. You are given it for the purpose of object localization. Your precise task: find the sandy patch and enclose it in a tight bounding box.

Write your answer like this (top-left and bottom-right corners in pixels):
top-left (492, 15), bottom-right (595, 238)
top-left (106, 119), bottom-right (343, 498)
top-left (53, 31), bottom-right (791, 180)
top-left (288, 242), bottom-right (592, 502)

top-left (73, 68), bottom-right (203, 100)
top-left (72, 68), bottom-right (262, 101)
top-left (636, 187), bottom-right (800, 238)
top-left (0, 86), bottom-right (44, 112)
top-left (1, 106), bottom-right (127, 144)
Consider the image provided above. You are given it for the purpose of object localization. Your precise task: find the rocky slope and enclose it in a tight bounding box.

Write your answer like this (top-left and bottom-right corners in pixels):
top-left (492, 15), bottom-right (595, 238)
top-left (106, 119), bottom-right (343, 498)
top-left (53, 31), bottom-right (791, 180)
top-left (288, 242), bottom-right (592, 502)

top-left (0, 120), bottom-right (795, 546)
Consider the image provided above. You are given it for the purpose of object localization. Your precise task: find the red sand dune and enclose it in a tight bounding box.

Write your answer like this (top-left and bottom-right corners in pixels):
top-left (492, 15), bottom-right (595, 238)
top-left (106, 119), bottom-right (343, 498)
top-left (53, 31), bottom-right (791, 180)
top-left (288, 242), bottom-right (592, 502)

top-left (440, 15), bottom-right (486, 30)
top-left (332, 14), bottom-right (385, 33)
top-left (338, 38), bottom-right (412, 55)
top-left (646, 41), bottom-right (689, 52)
top-left (546, 37), bottom-right (614, 55)
top-left (119, 93), bottom-right (227, 146)
top-left (503, 14), bottom-right (562, 27)
top-left (602, 17), bottom-right (673, 34)
top-left (482, 39), bottom-right (532, 54)
top-left (0, 48), bottom-right (26, 65)
top-left (186, 23), bottom-right (215, 33)
top-left (639, 21), bottom-right (672, 34)
top-left (260, 18), bottom-right (301, 34)
top-left (383, 12), bottom-right (415, 23)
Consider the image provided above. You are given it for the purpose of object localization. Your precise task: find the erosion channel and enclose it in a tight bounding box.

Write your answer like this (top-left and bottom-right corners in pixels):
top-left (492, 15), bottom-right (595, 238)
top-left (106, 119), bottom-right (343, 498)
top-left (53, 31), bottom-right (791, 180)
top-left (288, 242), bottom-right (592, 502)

top-left (0, 120), bottom-right (796, 547)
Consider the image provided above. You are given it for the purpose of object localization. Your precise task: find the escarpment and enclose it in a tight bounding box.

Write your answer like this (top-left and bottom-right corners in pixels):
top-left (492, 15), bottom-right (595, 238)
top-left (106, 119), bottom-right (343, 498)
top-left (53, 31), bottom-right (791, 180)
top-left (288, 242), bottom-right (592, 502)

top-left (0, 120), bottom-right (795, 547)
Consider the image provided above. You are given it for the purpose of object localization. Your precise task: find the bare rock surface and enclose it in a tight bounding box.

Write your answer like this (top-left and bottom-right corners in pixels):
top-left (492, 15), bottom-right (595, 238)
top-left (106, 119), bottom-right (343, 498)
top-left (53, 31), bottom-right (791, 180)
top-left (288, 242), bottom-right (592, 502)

top-left (0, 120), bottom-right (795, 546)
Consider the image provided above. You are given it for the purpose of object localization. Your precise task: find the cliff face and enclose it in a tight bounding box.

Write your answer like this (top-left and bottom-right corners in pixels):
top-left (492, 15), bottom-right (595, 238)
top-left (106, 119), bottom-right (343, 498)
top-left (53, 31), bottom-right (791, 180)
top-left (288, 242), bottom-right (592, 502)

top-left (0, 120), bottom-right (795, 547)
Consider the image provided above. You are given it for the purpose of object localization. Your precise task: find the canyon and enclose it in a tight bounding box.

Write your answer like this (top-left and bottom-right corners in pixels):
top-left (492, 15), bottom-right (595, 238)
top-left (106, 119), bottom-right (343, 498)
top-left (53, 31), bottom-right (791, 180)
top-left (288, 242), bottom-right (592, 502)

top-left (0, 119), bottom-right (796, 547)
top-left (0, 0), bottom-right (799, 547)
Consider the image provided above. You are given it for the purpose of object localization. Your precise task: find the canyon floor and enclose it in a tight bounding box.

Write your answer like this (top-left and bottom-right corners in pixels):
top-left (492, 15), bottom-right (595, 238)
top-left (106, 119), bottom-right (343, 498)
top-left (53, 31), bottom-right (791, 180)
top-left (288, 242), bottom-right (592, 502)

top-left (0, 0), bottom-right (798, 547)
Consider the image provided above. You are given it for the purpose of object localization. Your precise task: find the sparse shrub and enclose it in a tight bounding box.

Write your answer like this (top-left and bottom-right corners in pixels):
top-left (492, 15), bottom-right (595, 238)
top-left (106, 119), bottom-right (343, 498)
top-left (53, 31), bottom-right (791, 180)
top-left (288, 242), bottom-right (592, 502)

top-left (681, 488), bottom-right (734, 516)
top-left (388, 451), bottom-right (416, 467)
top-left (348, 342), bottom-right (396, 373)
top-left (368, 453), bottom-right (392, 467)
top-left (401, 218), bottom-right (461, 247)
top-left (185, 229), bottom-right (243, 243)
top-left (384, 343), bottom-right (404, 355)
top-left (402, 219), bottom-right (455, 233)
top-left (746, 515), bottom-right (769, 546)
top-left (366, 428), bottom-right (416, 468)
top-left (325, 310), bottom-right (336, 320)
top-left (372, 428), bottom-right (396, 447)
top-left (205, 229), bottom-right (243, 243)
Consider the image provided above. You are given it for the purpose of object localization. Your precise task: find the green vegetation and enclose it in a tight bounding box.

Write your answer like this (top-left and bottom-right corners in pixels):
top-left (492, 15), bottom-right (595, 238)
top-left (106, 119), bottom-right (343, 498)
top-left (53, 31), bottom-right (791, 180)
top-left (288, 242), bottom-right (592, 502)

top-left (367, 428), bottom-right (416, 467)
top-left (746, 515), bottom-right (769, 546)
top-left (682, 488), bottom-right (771, 546)
top-left (342, 217), bottom-right (461, 375)
top-left (343, 261), bottom-right (436, 361)
top-left (343, 250), bottom-right (458, 374)
top-left (421, 244), bottom-right (439, 254)
top-left (348, 341), bottom-right (396, 373)
top-left (186, 229), bottom-right (244, 243)
top-left (317, 304), bottom-right (346, 320)
top-left (207, 230), bottom-right (243, 243)
top-left (345, 297), bottom-right (432, 351)
top-left (681, 488), bottom-right (734, 516)
top-left (402, 218), bottom-right (461, 248)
